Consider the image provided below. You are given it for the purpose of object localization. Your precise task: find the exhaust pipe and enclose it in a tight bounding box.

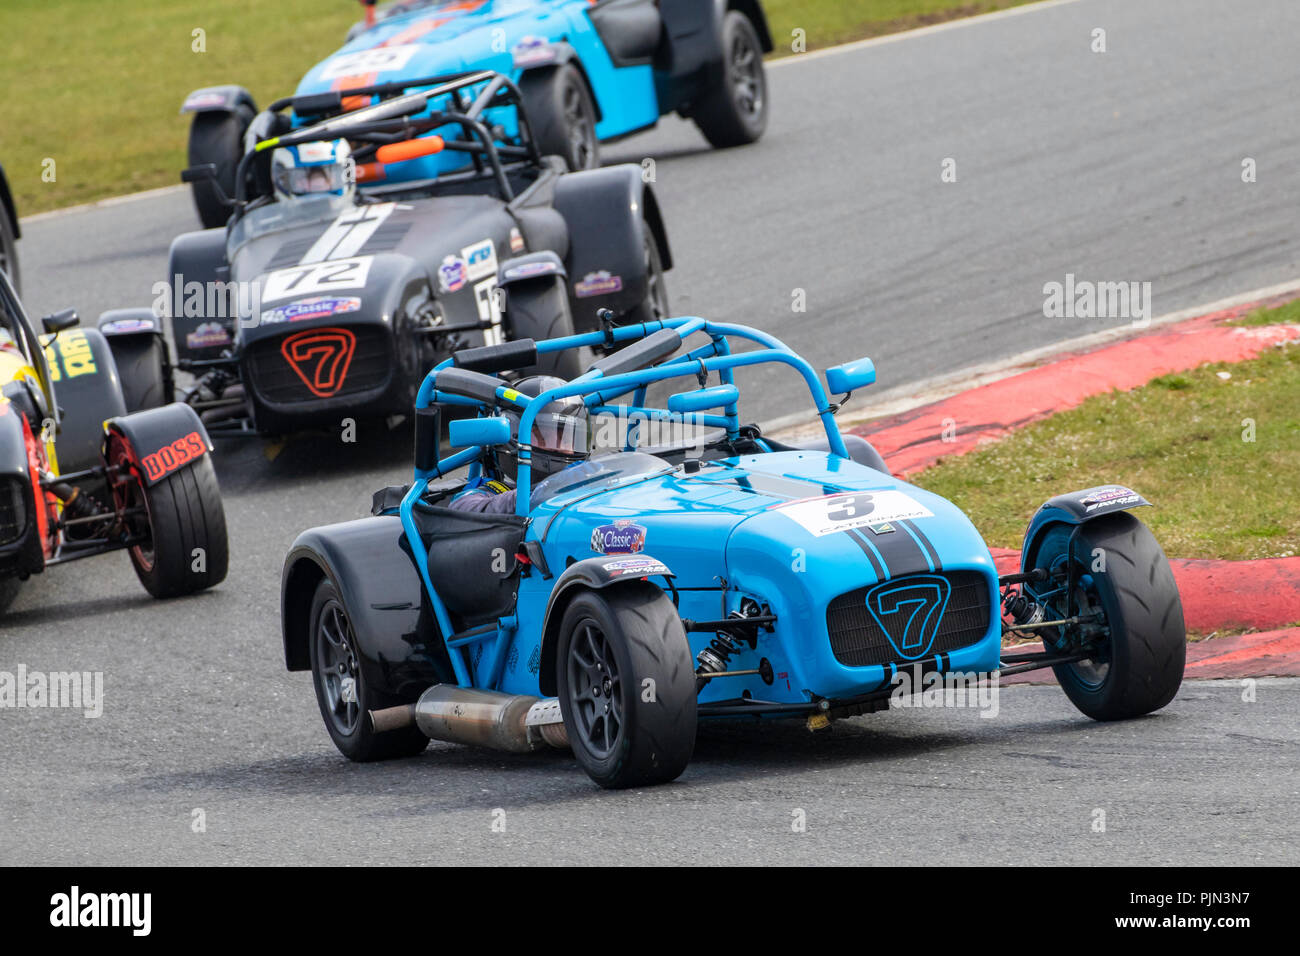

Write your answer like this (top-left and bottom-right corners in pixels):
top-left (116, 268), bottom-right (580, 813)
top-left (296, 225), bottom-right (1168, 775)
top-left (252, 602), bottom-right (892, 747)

top-left (369, 685), bottom-right (569, 752)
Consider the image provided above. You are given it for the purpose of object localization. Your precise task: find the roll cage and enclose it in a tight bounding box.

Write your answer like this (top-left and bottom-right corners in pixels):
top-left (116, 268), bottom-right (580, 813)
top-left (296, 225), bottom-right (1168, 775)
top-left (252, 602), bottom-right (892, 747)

top-left (228, 70), bottom-right (546, 219)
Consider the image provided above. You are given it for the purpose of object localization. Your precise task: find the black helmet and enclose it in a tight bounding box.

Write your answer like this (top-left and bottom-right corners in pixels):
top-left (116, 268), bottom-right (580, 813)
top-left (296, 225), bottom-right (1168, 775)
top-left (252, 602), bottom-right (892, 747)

top-left (496, 375), bottom-right (590, 482)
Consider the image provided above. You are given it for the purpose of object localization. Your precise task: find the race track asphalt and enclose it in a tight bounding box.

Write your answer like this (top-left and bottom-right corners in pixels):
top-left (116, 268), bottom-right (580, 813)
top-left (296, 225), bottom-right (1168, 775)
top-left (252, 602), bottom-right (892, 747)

top-left (3, 0), bottom-right (1298, 865)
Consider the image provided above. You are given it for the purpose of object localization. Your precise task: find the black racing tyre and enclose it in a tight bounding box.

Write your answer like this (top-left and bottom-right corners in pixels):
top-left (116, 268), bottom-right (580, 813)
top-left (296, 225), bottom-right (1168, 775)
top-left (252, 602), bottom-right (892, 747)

top-left (187, 108), bottom-right (251, 229)
top-left (520, 63), bottom-right (600, 172)
top-left (621, 224), bottom-right (670, 326)
top-left (1028, 513), bottom-right (1186, 721)
top-left (108, 336), bottom-right (170, 412)
top-left (110, 436), bottom-right (229, 599)
top-left (692, 11), bottom-right (769, 149)
top-left (308, 577), bottom-right (429, 762)
top-left (0, 204), bottom-right (18, 296)
top-left (0, 577), bottom-right (20, 615)
top-left (503, 284), bottom-right (585, 380)
top-left (557, 583), bottom-right (696, 789)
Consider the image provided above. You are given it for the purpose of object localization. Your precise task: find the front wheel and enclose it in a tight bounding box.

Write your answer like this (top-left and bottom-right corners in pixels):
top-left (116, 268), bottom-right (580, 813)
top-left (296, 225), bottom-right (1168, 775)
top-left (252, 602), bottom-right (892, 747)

top-left (1027, 513), bottom-right (1185, 721)
top-left (520, 63), bottom-right (600, 172)
top-left (557, 583), bottom-right (697, 789)
top-left (187, 108), bottom-right (251, 229)
top-left (308, 577), bottom-right (429, 762)
top-left (108, 436), bottom-right (229, 599)
top-left (621, 225), bottom-right (670, 326)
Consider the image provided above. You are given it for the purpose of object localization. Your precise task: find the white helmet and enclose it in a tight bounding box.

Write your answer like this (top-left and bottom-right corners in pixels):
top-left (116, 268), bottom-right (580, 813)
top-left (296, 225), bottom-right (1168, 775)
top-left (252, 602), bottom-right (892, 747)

top-left (271, 139), bottom-right (355, 203)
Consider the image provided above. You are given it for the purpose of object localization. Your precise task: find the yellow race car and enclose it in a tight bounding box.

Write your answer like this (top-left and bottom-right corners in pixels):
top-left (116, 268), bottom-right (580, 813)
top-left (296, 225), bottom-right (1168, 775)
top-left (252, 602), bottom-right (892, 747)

top-left (0, 265), bottom-right (228, 613)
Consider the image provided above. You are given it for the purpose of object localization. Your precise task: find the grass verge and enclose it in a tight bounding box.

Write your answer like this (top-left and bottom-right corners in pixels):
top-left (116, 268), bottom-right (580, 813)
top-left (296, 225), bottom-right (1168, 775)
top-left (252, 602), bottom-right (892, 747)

top-left (2, 0), bottom-right (1036, 216)
top-left (912, 314), bottom-right (1300, 561)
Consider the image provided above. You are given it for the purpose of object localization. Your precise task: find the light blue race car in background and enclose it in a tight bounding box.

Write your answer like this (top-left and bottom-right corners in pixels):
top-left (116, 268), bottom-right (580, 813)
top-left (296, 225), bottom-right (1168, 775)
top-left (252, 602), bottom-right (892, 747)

top-left (181, 0), bottom-right (773, 228)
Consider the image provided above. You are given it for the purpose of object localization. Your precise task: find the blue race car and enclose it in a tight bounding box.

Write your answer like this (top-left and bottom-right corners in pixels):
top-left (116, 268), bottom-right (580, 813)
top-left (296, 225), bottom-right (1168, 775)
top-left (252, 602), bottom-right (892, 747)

top-left (182, 0), bottom-right (773, 228)
top-left (280, 315), bottom-right (1187, 788)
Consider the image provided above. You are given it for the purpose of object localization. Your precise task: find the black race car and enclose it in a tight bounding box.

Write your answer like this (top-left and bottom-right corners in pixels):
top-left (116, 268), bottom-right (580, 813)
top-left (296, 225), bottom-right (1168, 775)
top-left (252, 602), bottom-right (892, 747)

top-left (125, 71), bottom-right (671, 438)
top-left (1, 264), bottom-right (228, 614)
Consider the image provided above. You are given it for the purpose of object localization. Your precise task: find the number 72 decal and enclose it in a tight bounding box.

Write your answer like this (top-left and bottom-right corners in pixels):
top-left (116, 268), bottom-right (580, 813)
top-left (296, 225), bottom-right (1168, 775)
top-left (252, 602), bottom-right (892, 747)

top-left (261, 256), bottom-right (373, 302)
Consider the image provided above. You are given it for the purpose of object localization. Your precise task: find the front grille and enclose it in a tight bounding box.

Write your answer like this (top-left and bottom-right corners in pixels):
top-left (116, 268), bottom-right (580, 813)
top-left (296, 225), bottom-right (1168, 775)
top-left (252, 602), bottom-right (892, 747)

top-left (0, 478), bottom-right (27, 546)
top-left (246, 325), bottom-right (392, 405)
top-left (826, 570), bottom-right (992, 667)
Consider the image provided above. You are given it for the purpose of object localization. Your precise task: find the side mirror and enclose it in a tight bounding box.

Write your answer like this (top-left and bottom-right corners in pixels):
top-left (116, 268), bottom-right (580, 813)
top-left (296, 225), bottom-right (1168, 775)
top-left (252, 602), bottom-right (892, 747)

top-left (666, 384), bottom-right (739, 414)
top-left (826, 357), bottom-right (875, 395)
top-left (448, 415), bottom-right (511, 448)
top-left (41, 308), bottom-right (80, 335)
top-left (181, 163), bottom-right (218, 184)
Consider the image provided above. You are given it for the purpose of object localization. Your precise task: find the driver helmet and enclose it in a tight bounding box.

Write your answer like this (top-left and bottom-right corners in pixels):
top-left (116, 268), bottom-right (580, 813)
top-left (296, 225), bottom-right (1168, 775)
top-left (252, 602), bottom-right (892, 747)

top-left (496, 375), bottom-right (590, 482)
top-left (270, 139), bottom-right (355, 203)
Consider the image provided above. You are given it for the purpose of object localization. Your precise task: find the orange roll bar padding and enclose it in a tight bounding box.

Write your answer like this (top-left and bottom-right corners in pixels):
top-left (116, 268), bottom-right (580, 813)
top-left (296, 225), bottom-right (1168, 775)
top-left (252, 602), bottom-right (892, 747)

top-left (376, 136), bottom-right (445, 164)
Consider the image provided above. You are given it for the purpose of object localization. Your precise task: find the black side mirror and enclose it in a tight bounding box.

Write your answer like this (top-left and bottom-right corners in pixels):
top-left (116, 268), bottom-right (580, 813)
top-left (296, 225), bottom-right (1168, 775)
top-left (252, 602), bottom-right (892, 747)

top-left (181, 163), bottom-right (218, 184)
top-left (41, 308), bottom-right (80, 335)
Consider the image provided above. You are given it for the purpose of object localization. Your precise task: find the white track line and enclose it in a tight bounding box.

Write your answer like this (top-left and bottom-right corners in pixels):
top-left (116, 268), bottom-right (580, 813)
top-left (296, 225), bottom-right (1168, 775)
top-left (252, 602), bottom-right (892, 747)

top-left (765, 276), bottom-right (1300, 440)
top-left (20, 185), bottom-right (187, 226)
top-left (768, 0), bottom-right (1088, 68)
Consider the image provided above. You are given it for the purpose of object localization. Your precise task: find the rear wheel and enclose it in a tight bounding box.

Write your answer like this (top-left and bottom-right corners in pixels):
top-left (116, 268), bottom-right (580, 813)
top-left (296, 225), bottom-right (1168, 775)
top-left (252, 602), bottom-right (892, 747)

top-left (308, 577), bottom-right (429, 761)
top-left (520, 63), bottom-right (600, 172)
top-left (108, 336), bottom-right (170, 412)
top-left (1027, 513), bottom-right (1186, 721)
top-left (692, 11), bottom-right (769, 148)
top-left (108, 436), bottom-right (229, 598)
top-left (557, 583), bottom-right (696, 789)
top-left (187, 108), bottom-right (251, 229)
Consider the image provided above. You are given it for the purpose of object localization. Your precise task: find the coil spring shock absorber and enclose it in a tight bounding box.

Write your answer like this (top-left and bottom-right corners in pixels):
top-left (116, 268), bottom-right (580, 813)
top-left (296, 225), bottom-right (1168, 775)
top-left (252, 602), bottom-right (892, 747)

top-left (695, 628), bottom-right (747, 680)
top-left (1003, 589), bottom-right (1046, 626)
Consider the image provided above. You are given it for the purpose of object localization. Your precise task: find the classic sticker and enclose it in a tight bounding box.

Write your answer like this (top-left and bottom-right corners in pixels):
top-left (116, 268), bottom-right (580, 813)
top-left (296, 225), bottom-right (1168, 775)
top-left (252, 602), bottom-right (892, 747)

top-left (575, 271), bottom-right (623, 298)
top-left (774, 491), bottom-right (934, 537)
top-left (101, 317), bottom-right (157, 334)
top-left (260, 296), bottom-right (362, 325)
top-left (590, 520), bottom-right (647, 555)
top-left (261, 257), bottom-right (373, 301)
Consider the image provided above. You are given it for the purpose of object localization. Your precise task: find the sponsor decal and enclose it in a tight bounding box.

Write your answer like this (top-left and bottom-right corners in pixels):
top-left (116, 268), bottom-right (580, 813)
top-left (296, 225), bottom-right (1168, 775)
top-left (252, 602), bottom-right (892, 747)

top-left (590, 519), bottom-right (647, 555)
top-left (262, 256), bottom-right (373, 301)
top-left (869, 522), bottom-right (896, 535)
top-left (509, 227), bottom-right (526, 254)
top-left (320, 44), bottom-right (421, 80)
top-left (575, 270), bottom-right (623, 298)
top-left (42, 330), bottom-right (96, 382)
top-left (526, 644), bottom-right (542, 676)
top-left (866, 575), bottom-right (952, 661)
top-left (601, 557), bottom-right (670, 578)
top-left (1082, 486), bottom-right (1141, 512)
top-left (185, 322), bottom-right (232, 350)
top-left (280, 327), bottom-right (357, 398)
top-left (101, 317), bottom-right (156, 334)
top-left (439, 255), bottom-right (469, 293)
top-left (183, 91), bottom-right (226, 111)
top-left (461, 238), bottom-right (498, 282)
top-left (774, 490), bottom-right (934, 537)
top-left (141, 431), bottom-right (207, 484)
top-left (503, 259), bottom-right (558, 282)
top-left (512, 36), bottom-right (557, 68)
top-left (260, 296), bottom-right (362, 325)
